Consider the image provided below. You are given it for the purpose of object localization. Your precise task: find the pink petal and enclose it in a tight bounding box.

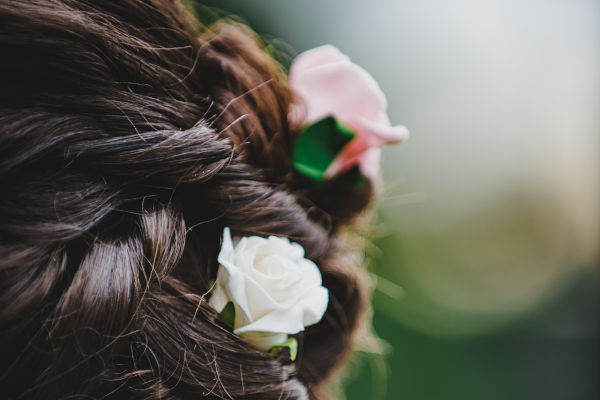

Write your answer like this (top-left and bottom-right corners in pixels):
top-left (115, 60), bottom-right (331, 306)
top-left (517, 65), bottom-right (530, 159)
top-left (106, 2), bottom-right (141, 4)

top-left (357, 148), bottom-right (382, 182)
top-left (289, 45), bottom-right (348, 77)
top-left (289, 48), bottom-right (387, 124)
top-left (326, 118), bottom-right (408, 179)
top-left (348, 115), bottom-right (409, 146)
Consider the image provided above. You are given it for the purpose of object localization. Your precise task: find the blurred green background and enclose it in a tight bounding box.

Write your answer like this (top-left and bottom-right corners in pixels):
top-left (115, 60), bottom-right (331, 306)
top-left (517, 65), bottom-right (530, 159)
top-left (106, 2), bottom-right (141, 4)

top-left (198, 1), bottom-right (599, 398)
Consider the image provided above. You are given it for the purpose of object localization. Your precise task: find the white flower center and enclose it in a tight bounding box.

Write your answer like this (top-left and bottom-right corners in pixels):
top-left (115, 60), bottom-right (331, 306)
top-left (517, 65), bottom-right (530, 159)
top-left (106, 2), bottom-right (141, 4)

top-left (254, 254), bottom-right (289, 278)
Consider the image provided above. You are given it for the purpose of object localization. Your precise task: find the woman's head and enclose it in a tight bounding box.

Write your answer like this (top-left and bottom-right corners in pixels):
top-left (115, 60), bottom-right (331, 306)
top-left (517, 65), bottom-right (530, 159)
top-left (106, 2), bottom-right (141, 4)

top-left (0, 1), bottom-right (372, 398)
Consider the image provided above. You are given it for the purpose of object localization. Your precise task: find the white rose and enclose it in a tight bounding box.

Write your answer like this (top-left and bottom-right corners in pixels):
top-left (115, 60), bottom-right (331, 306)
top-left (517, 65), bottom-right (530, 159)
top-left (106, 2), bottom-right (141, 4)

top-left (209, 228), bottom-right (329, 351)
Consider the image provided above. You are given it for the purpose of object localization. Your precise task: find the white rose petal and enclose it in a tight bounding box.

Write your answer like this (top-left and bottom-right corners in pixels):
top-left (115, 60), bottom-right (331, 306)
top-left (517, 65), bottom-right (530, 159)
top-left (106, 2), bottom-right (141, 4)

top-left (209, 228), bottom-right (329, 351)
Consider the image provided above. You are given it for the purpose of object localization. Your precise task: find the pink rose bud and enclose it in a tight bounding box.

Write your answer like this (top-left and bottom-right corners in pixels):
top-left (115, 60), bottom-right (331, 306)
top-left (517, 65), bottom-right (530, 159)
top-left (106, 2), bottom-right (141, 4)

top-left (289, 45), bottom-right (408, 181)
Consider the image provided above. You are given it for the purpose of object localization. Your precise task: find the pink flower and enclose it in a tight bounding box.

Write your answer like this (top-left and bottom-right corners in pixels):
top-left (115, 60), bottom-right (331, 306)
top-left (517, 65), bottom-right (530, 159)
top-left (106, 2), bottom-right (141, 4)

top-left (289, 45), bottom-right (408, 180)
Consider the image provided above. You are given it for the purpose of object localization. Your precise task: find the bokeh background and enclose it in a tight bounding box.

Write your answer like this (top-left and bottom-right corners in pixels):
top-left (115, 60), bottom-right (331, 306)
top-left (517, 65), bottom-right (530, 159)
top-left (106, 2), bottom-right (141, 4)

top-left (199, 1), bottom-right (599, 398)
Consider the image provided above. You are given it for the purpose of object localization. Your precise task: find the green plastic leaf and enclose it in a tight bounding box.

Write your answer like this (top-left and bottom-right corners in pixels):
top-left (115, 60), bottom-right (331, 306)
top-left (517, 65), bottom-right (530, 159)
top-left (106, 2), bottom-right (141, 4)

top-left (268, 337), bottom-right (298, 361)
top-left (219, 302), bottom-right (235, 328)
top-left (293, 116), bottom-right (355, 181)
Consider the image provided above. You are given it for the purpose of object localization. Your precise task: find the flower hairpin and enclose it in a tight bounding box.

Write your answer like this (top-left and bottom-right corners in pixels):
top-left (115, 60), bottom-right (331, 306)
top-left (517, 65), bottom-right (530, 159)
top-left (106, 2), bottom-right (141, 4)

top-left (209, 228), bottom-right (329, 359)
top-left (289, 45), bottom-right (408, 183)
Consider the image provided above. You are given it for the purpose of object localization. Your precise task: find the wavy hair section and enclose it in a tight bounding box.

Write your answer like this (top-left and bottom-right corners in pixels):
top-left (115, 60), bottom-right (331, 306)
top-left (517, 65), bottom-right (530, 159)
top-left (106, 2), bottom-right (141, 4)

top-left (0, 1), bottom-right (371, 398)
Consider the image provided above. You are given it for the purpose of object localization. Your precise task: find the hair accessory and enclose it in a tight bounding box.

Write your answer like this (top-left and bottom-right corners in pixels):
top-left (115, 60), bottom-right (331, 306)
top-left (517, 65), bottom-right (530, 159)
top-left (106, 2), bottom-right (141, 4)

top-left (209, 228), bottom-right (329, 357)
top-left (289, 45), bottom-right (409, 182)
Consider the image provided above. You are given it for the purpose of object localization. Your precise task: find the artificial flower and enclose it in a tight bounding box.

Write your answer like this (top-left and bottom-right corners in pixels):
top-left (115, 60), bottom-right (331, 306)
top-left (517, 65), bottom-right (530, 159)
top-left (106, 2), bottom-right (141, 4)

top-left (209, 228), bottom-right (329, 351)
top-left (289, 45), bottom-right (408, 181)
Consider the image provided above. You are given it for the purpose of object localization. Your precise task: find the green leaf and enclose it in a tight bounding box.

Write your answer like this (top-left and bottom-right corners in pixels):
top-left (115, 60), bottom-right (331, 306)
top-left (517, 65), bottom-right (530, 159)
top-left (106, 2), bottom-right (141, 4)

top-left (293, 116), bottom-right (355, 181)
top-left (268, 337), bottom-right (298, 361)
top-left (219, 302), bottom-right (235, 328)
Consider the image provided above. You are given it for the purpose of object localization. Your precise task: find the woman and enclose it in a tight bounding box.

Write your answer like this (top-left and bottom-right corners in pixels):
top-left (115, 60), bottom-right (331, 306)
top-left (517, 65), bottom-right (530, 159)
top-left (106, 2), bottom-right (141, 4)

top-left (0, 1), bottom-right (406, 398)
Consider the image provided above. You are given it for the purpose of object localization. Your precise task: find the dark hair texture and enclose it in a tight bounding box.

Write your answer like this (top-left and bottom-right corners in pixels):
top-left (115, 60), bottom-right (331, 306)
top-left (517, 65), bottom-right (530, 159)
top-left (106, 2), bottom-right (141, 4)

top-left (0, 1), bottom-right (375, 399)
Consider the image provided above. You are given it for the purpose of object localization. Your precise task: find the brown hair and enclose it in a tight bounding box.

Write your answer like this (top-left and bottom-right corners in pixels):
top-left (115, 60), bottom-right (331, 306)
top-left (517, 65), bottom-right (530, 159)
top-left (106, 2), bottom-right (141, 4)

top-left (0, 1), bottom-right (372, 398)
